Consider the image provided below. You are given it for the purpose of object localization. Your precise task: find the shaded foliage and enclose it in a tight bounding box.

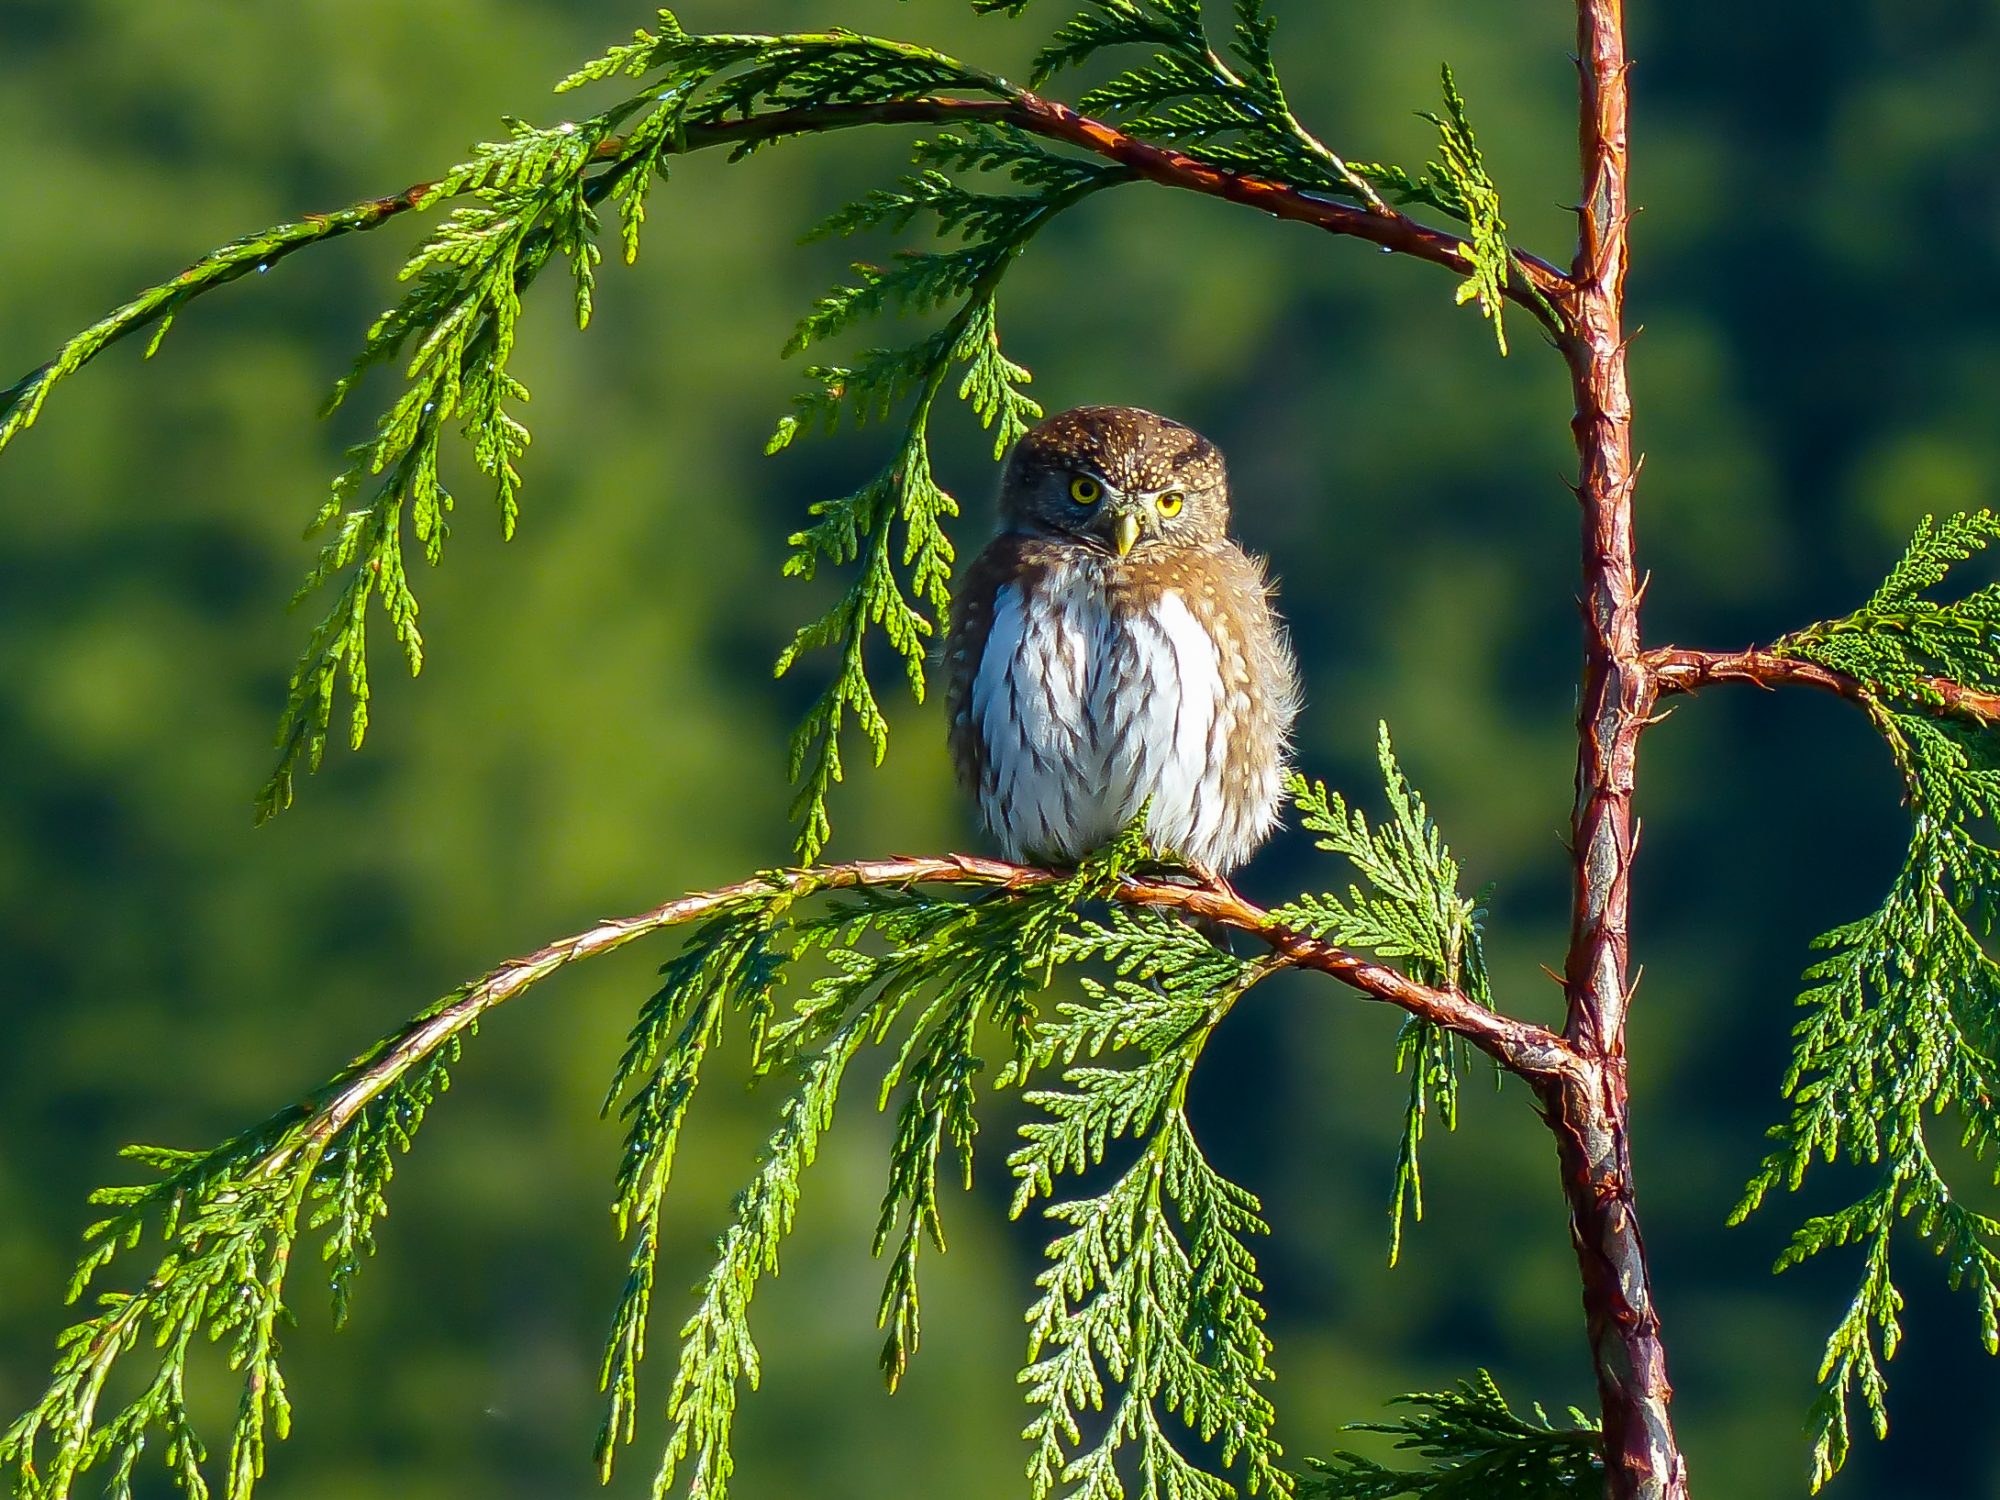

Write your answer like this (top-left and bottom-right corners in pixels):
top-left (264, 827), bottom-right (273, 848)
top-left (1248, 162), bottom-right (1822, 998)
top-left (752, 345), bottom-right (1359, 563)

top-left (1737, 513), bottom-right (2000, 1485)
top-left (1299, 1372), bottom-right (1600, 1499)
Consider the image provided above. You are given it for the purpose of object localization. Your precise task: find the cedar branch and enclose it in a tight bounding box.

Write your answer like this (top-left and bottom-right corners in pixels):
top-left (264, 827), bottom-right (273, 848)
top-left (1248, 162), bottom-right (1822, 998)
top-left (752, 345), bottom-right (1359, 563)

top-left (283, 854), bottom-right (1579, 1164)
top-left (2, 91), bottom-right (1575, 434)
top-left (1645, 644), bottom-right (2000, 725)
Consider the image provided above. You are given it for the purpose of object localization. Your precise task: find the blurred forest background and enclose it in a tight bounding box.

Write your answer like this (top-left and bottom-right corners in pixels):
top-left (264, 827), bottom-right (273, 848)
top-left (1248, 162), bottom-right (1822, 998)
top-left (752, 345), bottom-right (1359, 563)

top-left (3, 2), bottom-right (1998, 1496)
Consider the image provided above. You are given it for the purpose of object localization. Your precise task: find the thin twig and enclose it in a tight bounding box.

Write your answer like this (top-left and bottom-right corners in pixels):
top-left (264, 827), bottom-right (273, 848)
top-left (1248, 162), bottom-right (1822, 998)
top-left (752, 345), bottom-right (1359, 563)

top-left (1645, 644), bottom-right (2000, 725)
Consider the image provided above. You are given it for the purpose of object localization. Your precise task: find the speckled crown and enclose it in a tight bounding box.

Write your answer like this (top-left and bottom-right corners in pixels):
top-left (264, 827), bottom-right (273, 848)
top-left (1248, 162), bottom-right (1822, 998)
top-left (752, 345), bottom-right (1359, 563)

top-left (1008, 406), bottom-right (1226, 495)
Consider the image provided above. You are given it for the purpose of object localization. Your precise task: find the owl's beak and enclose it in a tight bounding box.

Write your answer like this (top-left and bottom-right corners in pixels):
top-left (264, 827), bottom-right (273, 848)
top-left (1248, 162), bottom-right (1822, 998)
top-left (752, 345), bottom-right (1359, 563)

top-left (1111, 510), bottom-right (1142, 558)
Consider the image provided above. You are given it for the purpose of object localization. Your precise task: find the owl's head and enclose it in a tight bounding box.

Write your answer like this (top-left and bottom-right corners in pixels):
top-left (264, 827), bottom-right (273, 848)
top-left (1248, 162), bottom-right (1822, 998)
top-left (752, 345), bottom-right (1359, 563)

top-left (997, 406), bottom-right (1229, 556)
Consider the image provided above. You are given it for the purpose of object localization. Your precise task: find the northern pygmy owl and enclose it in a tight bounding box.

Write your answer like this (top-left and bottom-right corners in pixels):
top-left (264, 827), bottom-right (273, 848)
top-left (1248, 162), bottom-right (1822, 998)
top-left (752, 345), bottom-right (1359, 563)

top-left (944, 406), bottom-right (1300, 875)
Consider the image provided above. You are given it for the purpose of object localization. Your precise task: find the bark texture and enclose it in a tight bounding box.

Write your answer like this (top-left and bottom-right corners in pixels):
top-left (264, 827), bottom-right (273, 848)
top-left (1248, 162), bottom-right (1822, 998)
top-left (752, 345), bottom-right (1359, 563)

top-left (1554, 3), bottom-right (1692, 1495)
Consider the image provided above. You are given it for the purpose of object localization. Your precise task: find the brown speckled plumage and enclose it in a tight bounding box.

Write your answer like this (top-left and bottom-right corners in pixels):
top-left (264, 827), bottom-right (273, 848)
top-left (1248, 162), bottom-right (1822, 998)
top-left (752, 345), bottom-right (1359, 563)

top-left (944, 406), bottom-right (1300, 874)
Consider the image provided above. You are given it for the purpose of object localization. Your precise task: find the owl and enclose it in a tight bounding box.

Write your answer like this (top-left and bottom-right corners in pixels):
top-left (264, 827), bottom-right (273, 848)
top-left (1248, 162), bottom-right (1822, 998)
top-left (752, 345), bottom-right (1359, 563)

top-left (944, 406), bottom-right (1301, 876)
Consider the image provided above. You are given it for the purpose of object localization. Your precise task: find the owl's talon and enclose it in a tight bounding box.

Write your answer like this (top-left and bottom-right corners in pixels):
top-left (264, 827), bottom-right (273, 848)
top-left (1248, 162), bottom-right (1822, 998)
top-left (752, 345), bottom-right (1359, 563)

top-left (1183, 858), bottom-right (1227, 893)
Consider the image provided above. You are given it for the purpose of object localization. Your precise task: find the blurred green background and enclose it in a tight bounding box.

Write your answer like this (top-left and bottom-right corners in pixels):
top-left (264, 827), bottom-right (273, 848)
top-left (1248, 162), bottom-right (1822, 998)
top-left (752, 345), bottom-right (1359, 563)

top-left (4, 1), bottom-right (1998, 1495)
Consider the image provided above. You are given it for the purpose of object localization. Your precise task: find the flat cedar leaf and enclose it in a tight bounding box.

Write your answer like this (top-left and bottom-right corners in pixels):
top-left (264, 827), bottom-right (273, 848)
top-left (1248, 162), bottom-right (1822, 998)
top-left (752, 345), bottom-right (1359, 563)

top-left (1421, 66), bottom-right (1511, 354)
top-left (1276, 725), bottom-right (1490, 1266)
top-left (1742, 510), bottom-right (2000, 1485)
top-left (1300, 1371), bottom-right (1601, 1498)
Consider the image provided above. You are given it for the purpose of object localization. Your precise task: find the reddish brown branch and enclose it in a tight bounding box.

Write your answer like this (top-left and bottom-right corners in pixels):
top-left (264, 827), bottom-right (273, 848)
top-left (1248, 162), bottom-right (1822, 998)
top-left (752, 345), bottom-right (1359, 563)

top-left (5, 88), bottom-right (1580, 430)
top-left (290, 855), bottom-right (1578, 1157)
top-left (1556, 2), bottom-right (1690, 1496)
top-left (497, 96), bottom-right (1574, 314)
top-left (978, 95), bottom-right (1573, 320)
top-left (400, 94), bottom-right (1571, 321)
top-left (1646, 644), bottom-right (2000, 725)
top-left (1134, 866), bottom-right (1582, 1080)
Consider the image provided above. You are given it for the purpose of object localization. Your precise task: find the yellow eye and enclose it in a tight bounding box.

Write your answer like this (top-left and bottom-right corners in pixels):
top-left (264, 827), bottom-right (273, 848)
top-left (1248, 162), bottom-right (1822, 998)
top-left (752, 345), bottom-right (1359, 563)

top-left (1156, 490), bottom-right (1185, 518)
top-left (1068, 475), bottom-right (1102, 506)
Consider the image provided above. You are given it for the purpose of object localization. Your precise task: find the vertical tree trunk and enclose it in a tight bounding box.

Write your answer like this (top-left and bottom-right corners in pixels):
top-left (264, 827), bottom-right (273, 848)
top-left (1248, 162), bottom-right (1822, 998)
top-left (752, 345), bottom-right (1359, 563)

top-left (1556, 2), bottom-right (1691, 1496)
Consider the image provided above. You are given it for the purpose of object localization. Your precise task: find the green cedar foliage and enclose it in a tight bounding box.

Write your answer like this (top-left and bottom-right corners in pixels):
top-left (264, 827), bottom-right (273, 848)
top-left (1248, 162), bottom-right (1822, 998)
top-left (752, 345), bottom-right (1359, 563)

top-left (0, 1025), bottom-right (467, 1500)
top-left (2, 745), bottom-right (1504, 1500)
top-left (1299, 1371), bottom-right (1601, 1499)
top-left (265, 17), bottom-right (1021, 824)
top-left (1275, 727), bottom-right (1490, 1265)
top-left (1733, 511), bottom-right (2000, 1487)
top-left (1011, 910), bottom-right (1290, 1500)
top-left (0, 4), bottom-right (1512, 858)
top-left (1416, 67), bottom-right (1515, 355)
top-left (1021, 6), bottom-right (1516, 349)
top-left (1031, 0), bottom-right (1389, 205)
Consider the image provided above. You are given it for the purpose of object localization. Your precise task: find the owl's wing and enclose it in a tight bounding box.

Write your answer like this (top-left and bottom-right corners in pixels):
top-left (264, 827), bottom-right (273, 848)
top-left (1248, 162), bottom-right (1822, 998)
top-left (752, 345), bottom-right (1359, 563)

top-left (1199, 544), bottom-right (1304, 856)
top-left (942, 534), bottom-right (1033, 802)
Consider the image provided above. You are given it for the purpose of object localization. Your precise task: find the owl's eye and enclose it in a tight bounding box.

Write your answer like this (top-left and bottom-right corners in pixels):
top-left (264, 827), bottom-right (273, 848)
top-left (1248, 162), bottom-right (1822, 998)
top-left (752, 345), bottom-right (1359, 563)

top-left (1156, 490), bottom-right (1186, 518)
top-left (1068, 475), bottom-right (1102, 506)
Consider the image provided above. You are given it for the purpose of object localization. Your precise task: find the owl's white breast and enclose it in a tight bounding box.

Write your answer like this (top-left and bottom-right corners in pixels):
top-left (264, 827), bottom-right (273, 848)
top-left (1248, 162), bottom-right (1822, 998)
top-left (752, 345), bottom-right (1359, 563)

top-left (970, 558), bottom-right (1233, 868)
